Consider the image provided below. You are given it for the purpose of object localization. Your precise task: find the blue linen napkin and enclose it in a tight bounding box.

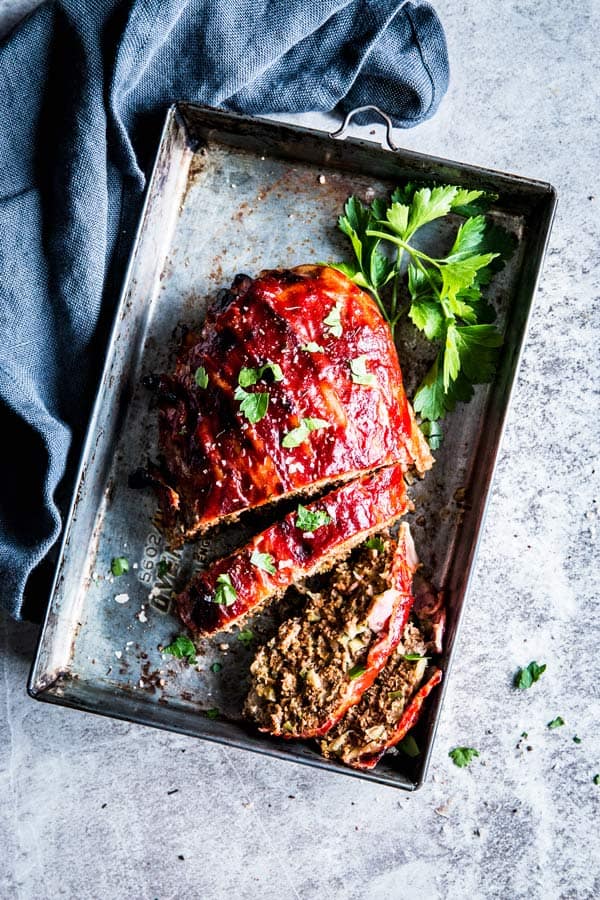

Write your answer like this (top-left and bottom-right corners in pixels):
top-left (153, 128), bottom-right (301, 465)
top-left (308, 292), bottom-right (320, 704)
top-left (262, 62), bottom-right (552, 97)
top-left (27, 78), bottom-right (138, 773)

top-left (0, 0), bottom-right (448, 620)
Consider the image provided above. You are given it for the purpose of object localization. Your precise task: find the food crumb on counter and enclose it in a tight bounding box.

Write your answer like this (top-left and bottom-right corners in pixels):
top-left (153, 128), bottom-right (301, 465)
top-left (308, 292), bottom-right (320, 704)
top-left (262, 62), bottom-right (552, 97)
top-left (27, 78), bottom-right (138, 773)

top-left (114, 593), bottom-right (129, 604)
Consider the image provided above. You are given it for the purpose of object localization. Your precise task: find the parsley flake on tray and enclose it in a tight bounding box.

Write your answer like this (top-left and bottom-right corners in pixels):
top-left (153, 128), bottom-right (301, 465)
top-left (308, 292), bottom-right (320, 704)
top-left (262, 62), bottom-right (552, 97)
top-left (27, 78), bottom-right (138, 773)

top-left (331, 183), bottom-right (516, 443)
top-left (163, 635), bottom-right (197, 665)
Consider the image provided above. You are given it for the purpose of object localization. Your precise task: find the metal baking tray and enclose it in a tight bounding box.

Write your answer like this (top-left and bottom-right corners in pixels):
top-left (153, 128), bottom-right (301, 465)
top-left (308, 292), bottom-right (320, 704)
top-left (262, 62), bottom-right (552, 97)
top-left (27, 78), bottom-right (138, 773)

top-left (28, 103), bottom-right (556, 790)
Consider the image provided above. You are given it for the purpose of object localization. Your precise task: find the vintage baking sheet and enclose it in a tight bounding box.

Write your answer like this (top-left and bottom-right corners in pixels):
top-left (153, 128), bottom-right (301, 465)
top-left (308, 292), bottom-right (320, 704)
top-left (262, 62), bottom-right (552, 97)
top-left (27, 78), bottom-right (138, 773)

top-left (28, 104), bottom-right (556, 790)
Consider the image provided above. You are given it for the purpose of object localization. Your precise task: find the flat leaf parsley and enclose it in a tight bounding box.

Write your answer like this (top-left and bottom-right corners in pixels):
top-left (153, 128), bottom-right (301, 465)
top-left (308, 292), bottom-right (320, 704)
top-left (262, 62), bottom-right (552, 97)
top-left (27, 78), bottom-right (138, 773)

top-left (449, 746), bottom-right (480, 768)
top-left (331, 183), bottom-right (515, 439)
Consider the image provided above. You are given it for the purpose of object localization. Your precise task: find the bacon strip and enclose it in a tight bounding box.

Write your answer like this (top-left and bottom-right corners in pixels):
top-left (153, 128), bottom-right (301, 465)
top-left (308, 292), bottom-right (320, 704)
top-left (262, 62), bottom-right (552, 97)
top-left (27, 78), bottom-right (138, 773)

top-left (331, 669), bottom-right (443, 770)
top-left (176, 464), bottom-right (409, 636)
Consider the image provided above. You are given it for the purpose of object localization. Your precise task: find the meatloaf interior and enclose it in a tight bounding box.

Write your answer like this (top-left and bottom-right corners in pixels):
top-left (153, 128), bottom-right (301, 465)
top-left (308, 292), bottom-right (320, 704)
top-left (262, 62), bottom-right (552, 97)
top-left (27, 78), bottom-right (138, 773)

top-left (244, 530), bottom-right (413, 739)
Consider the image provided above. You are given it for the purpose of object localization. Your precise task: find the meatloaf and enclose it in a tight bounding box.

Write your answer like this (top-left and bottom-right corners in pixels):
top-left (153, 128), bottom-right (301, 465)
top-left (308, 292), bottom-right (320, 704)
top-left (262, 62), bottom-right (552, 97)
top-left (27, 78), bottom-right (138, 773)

top-left (320, 620), bottom-right (442, 769)
top-left (176, 463), bottom-right (410, 636)
top-left (151, 266), bottom-right (432, 545)
top-left (244, 524), bottom-right (418, 739)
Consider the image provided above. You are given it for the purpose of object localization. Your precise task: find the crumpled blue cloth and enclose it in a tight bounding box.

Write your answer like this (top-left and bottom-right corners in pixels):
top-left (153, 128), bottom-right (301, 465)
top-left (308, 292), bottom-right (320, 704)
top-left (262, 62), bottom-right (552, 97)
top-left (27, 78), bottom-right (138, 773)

top-left (0, 0), bottom-right (448, 620)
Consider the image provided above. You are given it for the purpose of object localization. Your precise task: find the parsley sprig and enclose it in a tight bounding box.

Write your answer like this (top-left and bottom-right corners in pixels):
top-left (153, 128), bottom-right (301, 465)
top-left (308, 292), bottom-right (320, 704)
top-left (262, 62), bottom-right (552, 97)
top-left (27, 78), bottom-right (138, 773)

top-left (332, 184), bottom-right (515, 430)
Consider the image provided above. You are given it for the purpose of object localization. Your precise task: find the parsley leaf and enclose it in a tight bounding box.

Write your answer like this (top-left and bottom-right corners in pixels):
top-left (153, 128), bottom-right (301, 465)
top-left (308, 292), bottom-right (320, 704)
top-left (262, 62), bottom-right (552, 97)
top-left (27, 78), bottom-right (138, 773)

top-left (213, 574), bottom-right (237, 606)
top-left (515, 660), bottom-right (546, 690)
top-left (237, 629), bottom-right (254, 646)
top-left (398, 734), bottom-right (420, 757)
top-left (250, 549), bottom-right (277, 575)
top-left (239, 361), bottom-right (283, 387)
top-left (324, 300), bottom-right (343, 338)
top-left (234, 385), bottom-right (269, 424)
top-left (349, 356), bottom-right (377, 386)
top-left (547, 716), bottom-right (565, 729)
top-left (163, 635), bottom-right (197, 665)
top-left (194, 366), bottom-right (209, 389)
top-left (157, 559), bottom-right (171, 578)
top-left (205, 707), bottom-right (220, 719)
top-left (331, 182), bottom-right (514, 426)
top-left (295, 504), bottom-right (332, 532)
top-left (111, 556), bottom-right (129, 577)
top-left (348, 664), bottom-right (367, 680)
top-left (365, 536), bottom-right (385, 552)
top-left (594, 775), bottom-right (600, 786)
top-left (449, 747), bottom-right (480, 768)
top-left (282, 417), bottom-right (330, 449)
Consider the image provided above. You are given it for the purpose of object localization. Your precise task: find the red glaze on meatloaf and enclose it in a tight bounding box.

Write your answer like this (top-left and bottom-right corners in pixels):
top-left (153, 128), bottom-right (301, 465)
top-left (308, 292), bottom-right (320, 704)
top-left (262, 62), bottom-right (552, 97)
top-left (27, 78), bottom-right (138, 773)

top-left (176, 463), bottom-right (409, 636)
top-left (153, 266), bottom-right (432, 543)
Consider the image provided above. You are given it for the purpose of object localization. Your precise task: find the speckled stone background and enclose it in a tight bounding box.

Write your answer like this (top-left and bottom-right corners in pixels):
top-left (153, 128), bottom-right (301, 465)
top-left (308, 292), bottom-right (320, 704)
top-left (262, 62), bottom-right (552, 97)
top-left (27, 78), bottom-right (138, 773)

top-left (1, 2), bottom-right (599, 898)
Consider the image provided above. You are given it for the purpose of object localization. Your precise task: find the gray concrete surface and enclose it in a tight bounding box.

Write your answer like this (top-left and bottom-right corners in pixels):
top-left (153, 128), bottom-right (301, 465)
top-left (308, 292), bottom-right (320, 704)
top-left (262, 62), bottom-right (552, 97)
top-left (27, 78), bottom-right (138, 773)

top-left (1, 2), bottom-right (599, 898)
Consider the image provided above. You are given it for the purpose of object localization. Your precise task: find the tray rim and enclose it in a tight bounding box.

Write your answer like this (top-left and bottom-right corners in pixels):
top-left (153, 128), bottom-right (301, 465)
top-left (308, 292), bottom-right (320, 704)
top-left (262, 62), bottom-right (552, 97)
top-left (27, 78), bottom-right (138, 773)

top-left (28, 101), bottom-right (558, 792)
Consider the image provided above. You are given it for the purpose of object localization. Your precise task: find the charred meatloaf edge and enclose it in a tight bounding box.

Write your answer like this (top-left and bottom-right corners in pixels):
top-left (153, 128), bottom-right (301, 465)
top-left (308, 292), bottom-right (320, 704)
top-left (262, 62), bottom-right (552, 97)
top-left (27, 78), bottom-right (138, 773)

top-left (176, 462), bottom-right (410, 636)
top-left (152, 266), bottom-right (432, 545)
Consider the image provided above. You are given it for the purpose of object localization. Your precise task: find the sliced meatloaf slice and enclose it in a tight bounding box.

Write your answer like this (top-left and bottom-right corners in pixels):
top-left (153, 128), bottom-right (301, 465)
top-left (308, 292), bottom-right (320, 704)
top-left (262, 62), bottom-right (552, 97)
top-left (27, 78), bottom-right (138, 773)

top-left (152, 265), bottom-right (432, 544)
top-left (176, 463), bottom-right (409, 636)
top-left (319, 620), bottom-right (442, 770)
top-left (244, 523), bottom-right (418, 739)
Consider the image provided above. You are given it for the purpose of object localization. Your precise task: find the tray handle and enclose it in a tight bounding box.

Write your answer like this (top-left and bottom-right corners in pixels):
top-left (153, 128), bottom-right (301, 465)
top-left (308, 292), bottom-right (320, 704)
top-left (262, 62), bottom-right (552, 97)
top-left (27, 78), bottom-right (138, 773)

top-left (329, 105), bottom-right (399, 152)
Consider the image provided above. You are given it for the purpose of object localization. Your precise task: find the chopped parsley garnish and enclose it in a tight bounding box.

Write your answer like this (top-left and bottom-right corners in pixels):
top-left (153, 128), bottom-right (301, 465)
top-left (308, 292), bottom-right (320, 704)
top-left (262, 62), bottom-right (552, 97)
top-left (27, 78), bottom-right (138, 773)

top-left (295, 504), bottom-right (333, 532)
top-left (205, 708), bottom-right (220, 719)
top-left (323, 300), bottom-right (343, 337)
top-left (282, 417), bottom-right (330, 448)
top-left (110, 556), bottom-right (129, 577)
top-left (594, 775), bottom-right (600, 786)
top-left (234, 385), bottom-right (269, 424)
top-left (547, 716), bottom-right (565, 729)
top-left (349, 355), bottom-right (377, 386)
top-left (515, 660), bottom-right (546, 690)
top-left (302, 342), bottom-right (325, 353)
top-left (521, 731), bottom-right (529, 739)
top-left (238, 361), bottom-right (283, 387)
top-left (213, 573), bottom-right (237, 606)
top-left (388, 689), bottom-right (406, 701)
top-left (163, 635), bottom-right (197, 665)
top-left (157, 559), bottom-right (171, 578)
top-left (365, 536), bottom-right (385, 552)
top-left (398, 735), bottom-right (420, 757)
top-left (210, 662), bottom-right (222, 674)
top-left (250, 549), bottom-right (277, 575)
top-left (573, 736), bottom-right (582, 744)
top-left (194, 366), bottom-right (209, 389)
top-left (331, 185), bottom-right (515, 440)
top-left (237, 629), bottom-right (254, 646)
top-left (449, 746), bottom-right (480, 768)
top-left (347, 663), bottom-right (367, 680)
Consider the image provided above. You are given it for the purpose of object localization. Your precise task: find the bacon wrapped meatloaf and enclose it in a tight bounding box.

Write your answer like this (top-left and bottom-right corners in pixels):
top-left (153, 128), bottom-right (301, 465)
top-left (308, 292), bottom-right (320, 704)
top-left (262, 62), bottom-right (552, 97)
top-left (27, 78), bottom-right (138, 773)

top-left (151, 266), bottom-right (432, 545)
top-left (244, 524), bottom-right (419, 739)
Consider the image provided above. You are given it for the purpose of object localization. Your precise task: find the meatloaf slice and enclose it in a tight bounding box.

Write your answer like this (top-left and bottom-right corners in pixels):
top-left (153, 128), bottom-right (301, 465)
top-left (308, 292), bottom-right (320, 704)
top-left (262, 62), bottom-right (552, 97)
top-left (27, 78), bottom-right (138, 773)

top-left (244, 523), bottom-right (418, 739)
top-left (319, 620), bottom-right (442, 770)
top-left (152, 265), bottom-right (432, 544)
top-left (176, 463), bottom-right (409, 636)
